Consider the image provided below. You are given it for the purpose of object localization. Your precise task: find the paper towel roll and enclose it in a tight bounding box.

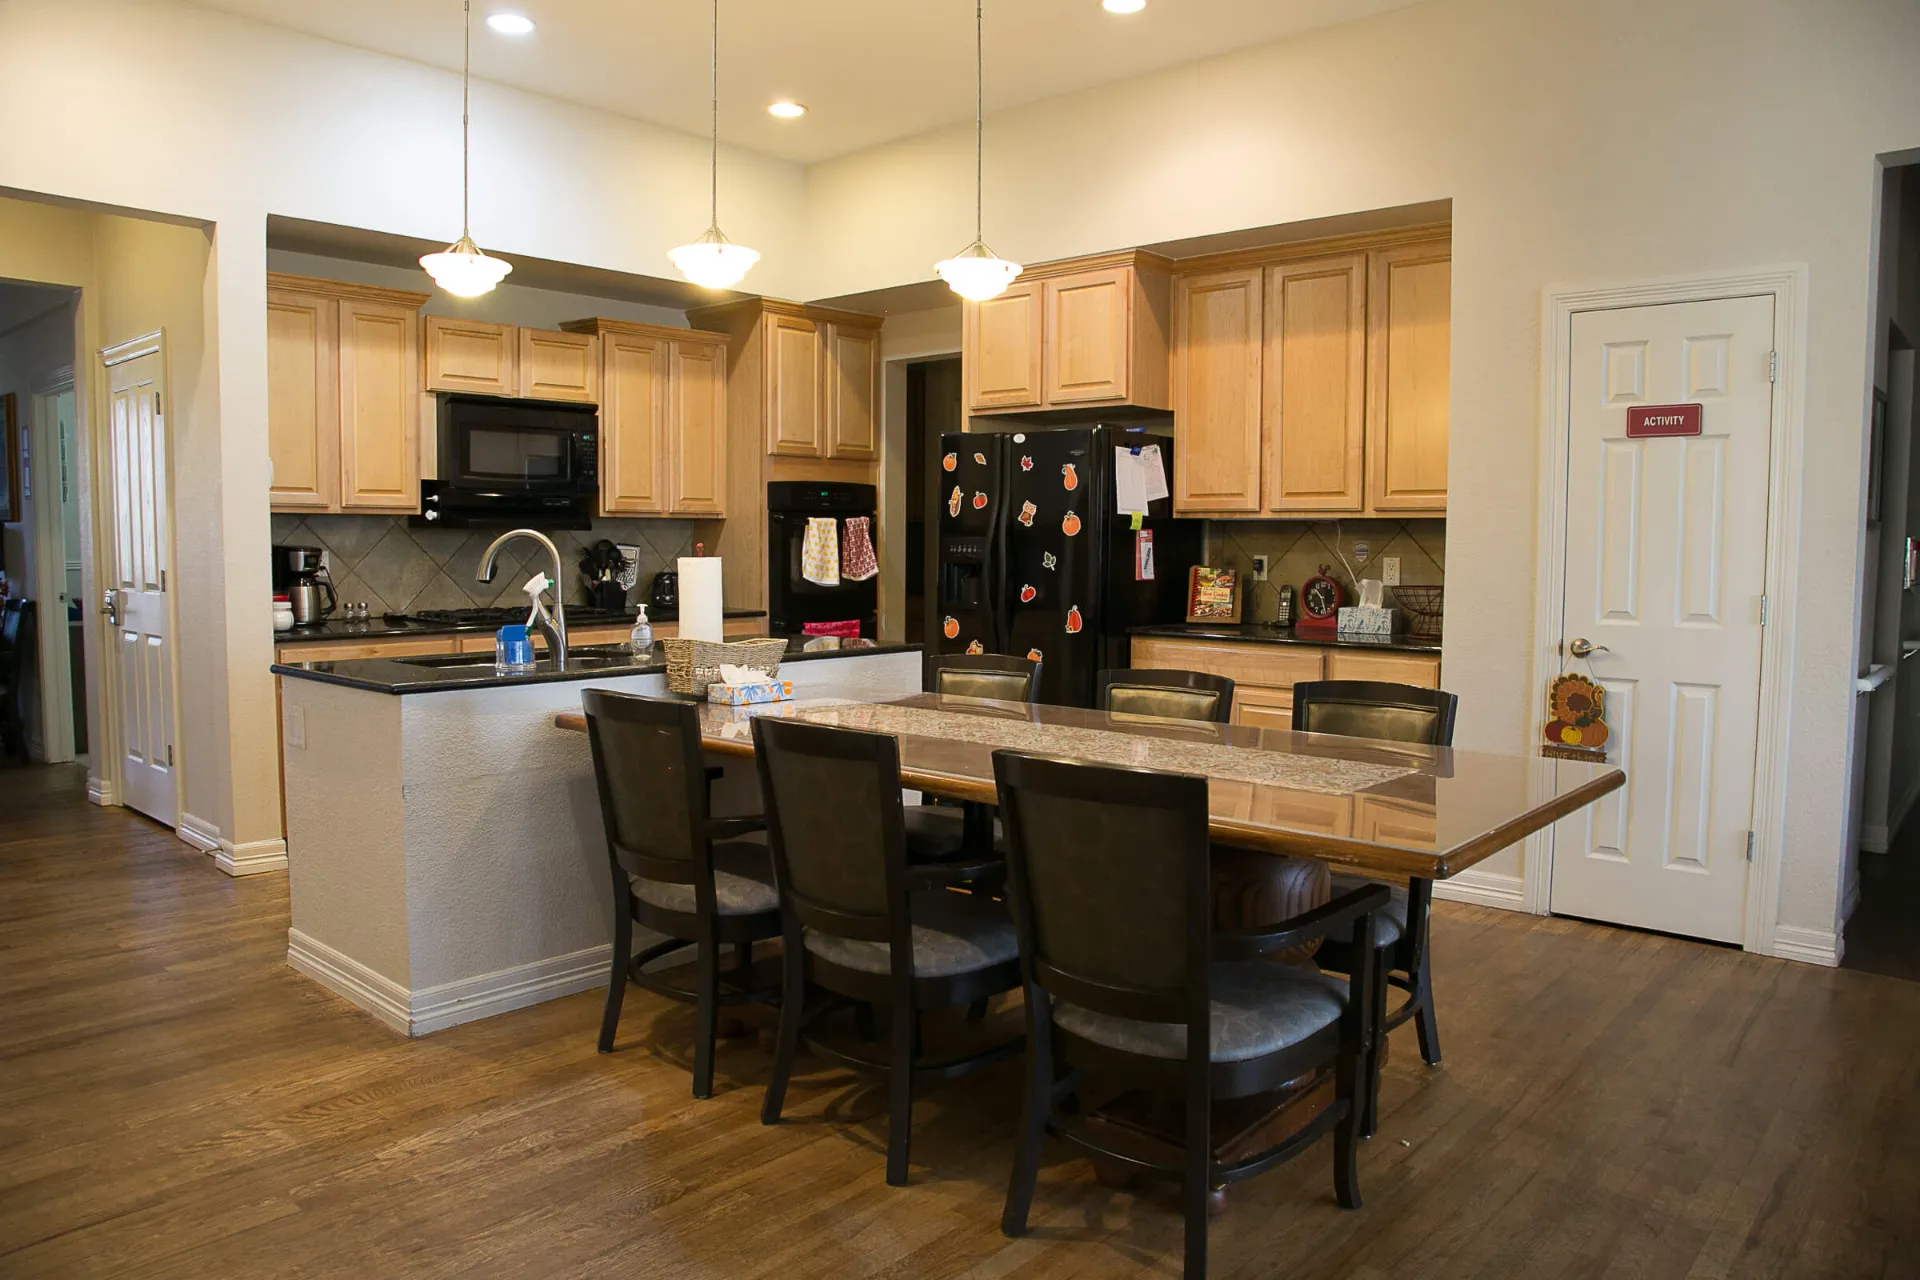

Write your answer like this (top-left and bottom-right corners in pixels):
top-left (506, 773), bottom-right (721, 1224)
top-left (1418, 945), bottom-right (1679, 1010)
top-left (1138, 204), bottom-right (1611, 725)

top-left (676, 556), bottom-right (724, 642)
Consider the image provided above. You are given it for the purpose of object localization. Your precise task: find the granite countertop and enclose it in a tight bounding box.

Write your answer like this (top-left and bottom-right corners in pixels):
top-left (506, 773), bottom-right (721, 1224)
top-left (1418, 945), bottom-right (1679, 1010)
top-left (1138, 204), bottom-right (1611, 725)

top-left (1129, 622), bottom-right (1443, 655)
top-left (275, 607), bottom-right (766, 644)
top-left (272, 638), bottom-right (921, 696)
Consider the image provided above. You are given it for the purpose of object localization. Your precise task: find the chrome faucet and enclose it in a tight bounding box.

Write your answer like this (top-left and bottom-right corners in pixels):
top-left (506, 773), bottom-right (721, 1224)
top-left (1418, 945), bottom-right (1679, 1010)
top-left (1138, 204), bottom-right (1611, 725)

top-left (477, 529), bottom-right (569, 671)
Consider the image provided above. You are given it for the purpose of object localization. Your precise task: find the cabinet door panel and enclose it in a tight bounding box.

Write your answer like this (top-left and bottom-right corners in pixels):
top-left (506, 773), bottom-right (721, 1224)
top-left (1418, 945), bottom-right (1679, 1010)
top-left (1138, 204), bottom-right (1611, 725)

top-left (669, 340), bottom-right (727, 515)
top-left (1044, 268), bottom-right (1130, 405)
top-left (1266, 256), bottom-right (1367, 513)
top-left (1131, 637), bottom-right (1322, 689)
top-left (518, 328), bottom-right (599, 403)
top-left (599, 331), bottom-right (668, 514)
top-left (1324, 648), bottom-right (1442, 689)
top-left (965, 284), bottom-right (1042, 410)
top-left (1367, 243), bottom-right (1450, 512)
top-left (1231, 685), bottom-right (1297, 733)
top-left (338, 300), bottom-right (421, 512)
top-left (424, 316), bottom-right (516, 395)
top-left (766, 314), bottom-right (824, 456)
top-left (267, 289), bottom-right (338, 511)
top-left (1171, 269), bottom-right (1263, 514)
top-left (824, 324), bottom-right (879, 459)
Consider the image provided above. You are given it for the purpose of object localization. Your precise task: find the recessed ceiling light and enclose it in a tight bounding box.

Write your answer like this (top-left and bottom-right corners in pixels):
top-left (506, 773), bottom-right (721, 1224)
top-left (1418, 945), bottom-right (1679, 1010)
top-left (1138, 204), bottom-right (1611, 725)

top-left (486, 11), bottom-right (534, 35)
top-left (1102, 0), bottom-right (1146, 12)
top-left (767, 100), bottom-right (807, 120)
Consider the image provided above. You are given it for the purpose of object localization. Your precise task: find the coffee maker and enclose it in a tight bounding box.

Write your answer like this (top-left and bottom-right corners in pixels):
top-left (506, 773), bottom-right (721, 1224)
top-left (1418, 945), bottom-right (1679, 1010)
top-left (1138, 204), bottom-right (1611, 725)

top-left (273, 545), bottom-right (336, 625)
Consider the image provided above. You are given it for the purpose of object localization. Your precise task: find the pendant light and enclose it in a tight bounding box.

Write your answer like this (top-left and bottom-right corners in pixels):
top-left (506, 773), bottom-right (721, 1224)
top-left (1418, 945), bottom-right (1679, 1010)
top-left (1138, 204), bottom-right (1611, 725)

top-left (936, 0), bottom-right (1021, 302)
top-left (420, 0), bottom-right (513, 298)
top-left (669, 0), bottom-right (761, 290)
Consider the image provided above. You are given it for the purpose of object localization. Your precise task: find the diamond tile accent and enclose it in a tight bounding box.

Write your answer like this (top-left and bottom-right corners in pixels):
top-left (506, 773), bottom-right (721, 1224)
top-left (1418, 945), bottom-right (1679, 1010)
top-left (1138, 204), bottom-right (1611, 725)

top-left (1203, 517), bottom-right (1446, 625)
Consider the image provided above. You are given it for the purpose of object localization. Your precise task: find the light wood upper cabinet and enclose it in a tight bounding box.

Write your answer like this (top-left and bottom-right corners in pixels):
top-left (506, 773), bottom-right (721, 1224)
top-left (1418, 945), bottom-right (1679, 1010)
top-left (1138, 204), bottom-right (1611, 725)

top-left (596, 328), bottom-right (669, 514)
top-left (965, 284), bottom-right (1042, 410)
top-left (1366, 241), bottom-right (1450, 513)
top-left (965, 253), bottom-right (1171, 414)
top-left (1265, 254), bottom-right (1367, 514)
top-left (668, 338), bottom-right (727, 515)
top-left (266, 287), bottom-right (338, 510)
top-left (518, 328), bottom-right (598, 403)
top-left (267, 274), bottom-right (430, 515)
top-left (423, 316), bottom-right (516, 396)
top-left (337, 299), bottom-right (423, 511)
top-left (1171, 268), bottom-right (1264, 514)
top-left (824, 322), bottom-right (879, 460)
top-left (764, 313), bottom-right (825, 458)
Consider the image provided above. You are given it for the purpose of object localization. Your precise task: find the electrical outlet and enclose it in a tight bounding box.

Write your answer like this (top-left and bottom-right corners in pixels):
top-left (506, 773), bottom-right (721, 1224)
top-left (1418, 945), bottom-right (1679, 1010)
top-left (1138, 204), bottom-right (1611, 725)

top-left (1250, 554), bottom-right (1270, 582)
top-left (1382, 557), bottom-right (1402, 587)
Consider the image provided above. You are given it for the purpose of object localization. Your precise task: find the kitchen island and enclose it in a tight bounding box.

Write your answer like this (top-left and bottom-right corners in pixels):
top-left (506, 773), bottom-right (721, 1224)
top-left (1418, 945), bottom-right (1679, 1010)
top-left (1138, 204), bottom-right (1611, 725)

top-left (273, 639), bottom-right (921, 1036)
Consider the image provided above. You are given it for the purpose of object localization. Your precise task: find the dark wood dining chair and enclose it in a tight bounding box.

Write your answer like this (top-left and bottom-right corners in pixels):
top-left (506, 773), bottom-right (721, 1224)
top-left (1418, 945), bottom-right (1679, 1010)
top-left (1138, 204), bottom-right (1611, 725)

top-left (1, 600), bottom-right (37, 763)
top-left (992, 748), bottom-right (1385, 1279)
top-left (909, 652), bottom-right (1043, 858)
top-left (1097, 668), bottom-right (1235, 723)
top-left (581, 689), bottom-right (782, 1099)
top-left (1291, 678), bottom-right (1459, 1134)
top-left (753, 715), bottom-right (1024, 1186)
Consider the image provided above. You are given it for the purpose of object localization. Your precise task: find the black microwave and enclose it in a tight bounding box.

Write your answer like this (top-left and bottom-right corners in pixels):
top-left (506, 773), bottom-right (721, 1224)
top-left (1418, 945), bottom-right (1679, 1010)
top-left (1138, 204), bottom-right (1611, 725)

top-left (436, 394), bottom-right (598, 495)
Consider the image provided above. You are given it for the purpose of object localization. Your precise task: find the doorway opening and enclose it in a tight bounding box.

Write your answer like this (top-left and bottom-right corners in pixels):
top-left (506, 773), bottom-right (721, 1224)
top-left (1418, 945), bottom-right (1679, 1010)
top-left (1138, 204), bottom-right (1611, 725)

top-left (903, 357), bottom-right (962, 647)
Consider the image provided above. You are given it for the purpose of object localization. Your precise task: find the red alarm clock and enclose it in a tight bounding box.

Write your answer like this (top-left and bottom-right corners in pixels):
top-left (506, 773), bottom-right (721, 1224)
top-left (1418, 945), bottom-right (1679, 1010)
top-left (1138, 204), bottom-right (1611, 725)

top-left (1295, 565), bottom-right (1343, 637)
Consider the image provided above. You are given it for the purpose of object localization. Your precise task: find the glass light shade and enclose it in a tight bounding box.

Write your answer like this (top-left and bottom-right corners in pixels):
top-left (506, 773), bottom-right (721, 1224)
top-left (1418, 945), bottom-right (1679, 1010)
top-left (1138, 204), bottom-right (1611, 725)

top-left (669, 227), bottom-right (761, 290)
top-left (935, 241), bottom-right (1023, 302)
top-left (419, 235), bottom-right (513, 298)
top-left (1103, 0), bottom-right (1147, 12)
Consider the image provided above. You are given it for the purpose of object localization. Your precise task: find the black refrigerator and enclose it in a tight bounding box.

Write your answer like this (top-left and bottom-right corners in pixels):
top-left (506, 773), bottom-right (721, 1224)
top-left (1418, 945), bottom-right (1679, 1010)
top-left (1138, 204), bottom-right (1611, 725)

top-left (931, 424), bottom-right (1203, 707)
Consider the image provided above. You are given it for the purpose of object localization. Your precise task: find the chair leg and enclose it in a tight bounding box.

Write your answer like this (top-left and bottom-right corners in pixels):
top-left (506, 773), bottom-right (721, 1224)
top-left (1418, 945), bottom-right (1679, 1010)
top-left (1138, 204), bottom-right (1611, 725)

top-left (597, 909), bottom-right (632, 1054)
top-left (1000, 1011), bottom-right (1052, 1237)
top-left (761, 937), bottom-right (804, 1125)
top-left (1182, 1088), bottom-right (1210, 1280)
top-left (886, 1005), bottom-right (916, 1186)
top-left (1361, 952), bottom-right (1389, 1138)
top-left (691, 938), bottom-right (721, 1099)
top-left (1412, 946), bottom-right (1442, 1066)
top-left (1334, 1036), bottom-right (1364, 1211)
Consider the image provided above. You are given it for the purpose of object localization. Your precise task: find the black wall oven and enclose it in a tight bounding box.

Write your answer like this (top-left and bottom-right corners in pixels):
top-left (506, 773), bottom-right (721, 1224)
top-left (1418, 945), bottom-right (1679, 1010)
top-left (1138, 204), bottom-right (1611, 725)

top-left (767, 481), bottom-right (878, 638)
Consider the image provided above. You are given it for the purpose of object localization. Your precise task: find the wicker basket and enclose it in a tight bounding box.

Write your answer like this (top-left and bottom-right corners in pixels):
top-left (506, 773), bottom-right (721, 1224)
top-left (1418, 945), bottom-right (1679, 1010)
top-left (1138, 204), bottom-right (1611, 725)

top-left (662, 637), bottom-right (788, 696)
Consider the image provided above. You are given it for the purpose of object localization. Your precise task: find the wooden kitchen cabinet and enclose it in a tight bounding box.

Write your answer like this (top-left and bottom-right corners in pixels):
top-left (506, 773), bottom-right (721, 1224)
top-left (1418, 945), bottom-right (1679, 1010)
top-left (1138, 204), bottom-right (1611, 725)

top-left (266, 286), bottom-right (338, 510)
top-left (423, 315), bottom-right (517, 395)
top-left (561, 318), bottom-right (730, 518)
top-left (823, 322), bottom-right (879, 460)
top-left (268, 274), bottom-right (430, 515)
top-left (1265, 254), bottom-right (1367, 513)
top-left (1232, 685), bottom-right (1298, 732)
top-left (964, 251), bottom-right (1171, 415)
top-left (1325, 647), bottom-right (1442, 688)
top-left (765, 312), bottom-right (825, 457)
top-left (1366, 240), bottom-right (1451, 512)
top-left (518, 328), bottom-right (598, 403)
top-left (1171, 268), bottom-right (1264, 514)
top-left (1133, 635), bottom-right (1441, 741)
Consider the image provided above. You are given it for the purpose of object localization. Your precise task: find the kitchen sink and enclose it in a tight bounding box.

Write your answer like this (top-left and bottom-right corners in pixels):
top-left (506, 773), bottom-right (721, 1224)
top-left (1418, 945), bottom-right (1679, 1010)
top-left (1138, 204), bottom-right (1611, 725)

top-left (395, 644), bottom-right (649, 672)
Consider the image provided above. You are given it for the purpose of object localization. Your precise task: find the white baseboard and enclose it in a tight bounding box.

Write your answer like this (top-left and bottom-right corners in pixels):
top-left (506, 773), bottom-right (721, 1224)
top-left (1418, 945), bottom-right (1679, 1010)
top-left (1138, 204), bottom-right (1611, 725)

top-left (1432, 867), bottom-right (1527, 912)
top-left (216, 837), bottom-right (289, 876)
top-left (287, 929), bottom-right (611, 1037)
top-left (1772, 923), bottom-right (1843, 967)
top-left (87, 775), bottom-right (117, 807)
top-left (177, 812), bottom-right (222, 854)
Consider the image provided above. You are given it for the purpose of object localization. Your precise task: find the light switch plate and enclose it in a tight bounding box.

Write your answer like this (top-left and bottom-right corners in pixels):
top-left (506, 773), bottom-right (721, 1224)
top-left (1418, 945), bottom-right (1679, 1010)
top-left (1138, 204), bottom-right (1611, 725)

top-left (285, 704), bottom-right (306, 750)
top-left (1382, 557), bottom-right (1402, 587)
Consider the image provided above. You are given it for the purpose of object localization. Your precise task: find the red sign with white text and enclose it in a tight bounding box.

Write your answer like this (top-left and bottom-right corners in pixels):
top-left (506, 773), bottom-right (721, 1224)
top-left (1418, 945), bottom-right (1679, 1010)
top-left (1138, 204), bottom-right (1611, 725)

top-left (1626, 404), bottom-right (1703, 438)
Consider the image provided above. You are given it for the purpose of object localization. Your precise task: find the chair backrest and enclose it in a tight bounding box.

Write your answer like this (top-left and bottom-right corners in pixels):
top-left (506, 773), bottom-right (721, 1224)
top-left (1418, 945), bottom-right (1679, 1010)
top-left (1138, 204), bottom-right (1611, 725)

top-left (581, 689), bottom-right (710, 889)
top-left (1289, 680), bottom-right (1458, 747)
top-left (752, 716), bottom-right (906, 945)
top-left (993, 749), bottom-right (1212, 1027)
top-left (1097, 668), bottom-right (1235, 723)
top-left (925, 652), bottom-right (1041, 703)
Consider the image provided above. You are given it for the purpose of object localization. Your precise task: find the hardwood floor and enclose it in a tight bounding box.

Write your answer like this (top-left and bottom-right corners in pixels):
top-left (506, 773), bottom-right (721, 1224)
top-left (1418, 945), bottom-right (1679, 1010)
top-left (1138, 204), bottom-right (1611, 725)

top-left (3, 763), bottom-right (1918, 1279)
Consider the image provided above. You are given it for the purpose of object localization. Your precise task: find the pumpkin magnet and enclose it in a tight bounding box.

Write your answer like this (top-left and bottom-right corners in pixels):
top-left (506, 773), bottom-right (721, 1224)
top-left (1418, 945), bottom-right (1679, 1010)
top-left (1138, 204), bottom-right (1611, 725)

top-left (1061, 462), bottom-right (1079, 491)
top-left (1026, 648), bottom-right (1043, 663)
top-left (1065, 606), bottom-right (1083, 634)
top-left (1062, 511), bottom-right (1082, 537)
top-left (942, 616), bottom-right (960, 639)
top-left (941, 452), bottom-right (957, 472)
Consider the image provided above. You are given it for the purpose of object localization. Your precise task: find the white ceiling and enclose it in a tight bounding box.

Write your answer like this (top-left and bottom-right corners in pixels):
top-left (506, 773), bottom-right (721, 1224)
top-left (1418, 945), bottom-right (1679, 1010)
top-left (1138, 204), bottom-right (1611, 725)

top-left (188, 0), bottom-right (1423, 163)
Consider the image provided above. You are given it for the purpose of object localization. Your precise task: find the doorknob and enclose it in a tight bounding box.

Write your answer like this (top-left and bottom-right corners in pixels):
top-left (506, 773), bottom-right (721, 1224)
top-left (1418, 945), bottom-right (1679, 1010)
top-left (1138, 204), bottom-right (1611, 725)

top-left (101, 589), bottom-right (120, 627)
top-left (1567, 637), bottom-right (1609, 658)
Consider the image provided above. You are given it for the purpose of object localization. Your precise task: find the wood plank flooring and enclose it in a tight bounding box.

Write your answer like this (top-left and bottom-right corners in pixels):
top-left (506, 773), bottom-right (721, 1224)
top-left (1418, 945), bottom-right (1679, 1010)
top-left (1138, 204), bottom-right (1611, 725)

top-left (3, 763), bottom-right (1918, 1278)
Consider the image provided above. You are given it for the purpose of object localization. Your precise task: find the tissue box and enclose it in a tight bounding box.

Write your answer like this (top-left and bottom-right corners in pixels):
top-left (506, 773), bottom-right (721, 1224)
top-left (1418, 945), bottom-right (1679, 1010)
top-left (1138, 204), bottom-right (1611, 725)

top-left (707, 678), bottom-right (794, 706)
top-left (1336, 606), bottom-right (1397, 640)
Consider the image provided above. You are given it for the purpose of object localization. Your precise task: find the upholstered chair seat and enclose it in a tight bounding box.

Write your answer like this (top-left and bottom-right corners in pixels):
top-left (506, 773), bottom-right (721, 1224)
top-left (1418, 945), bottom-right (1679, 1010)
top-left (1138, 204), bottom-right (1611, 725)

top-left (804, 890), bottom-right (1019, 977)
top-left (635, 839), bottom-right (779, 916)
top-left (1329, 873), bottom-right (1409, 946)
top-left (1052, 962), bottom-right (1349, 1063)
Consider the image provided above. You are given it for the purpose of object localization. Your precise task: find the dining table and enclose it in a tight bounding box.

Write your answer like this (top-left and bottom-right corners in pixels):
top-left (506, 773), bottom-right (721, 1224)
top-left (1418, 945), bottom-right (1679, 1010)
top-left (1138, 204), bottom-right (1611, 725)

top-left (550, 691), bottom-right (1625, 882)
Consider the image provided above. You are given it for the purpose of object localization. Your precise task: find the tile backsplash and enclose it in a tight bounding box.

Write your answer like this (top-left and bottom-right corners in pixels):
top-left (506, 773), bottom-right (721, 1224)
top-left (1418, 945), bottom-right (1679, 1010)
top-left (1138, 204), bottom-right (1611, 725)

top-left (270, 514), bottom-right (695, 616)
top-left (1207, 518), bottom-right (1446, 631)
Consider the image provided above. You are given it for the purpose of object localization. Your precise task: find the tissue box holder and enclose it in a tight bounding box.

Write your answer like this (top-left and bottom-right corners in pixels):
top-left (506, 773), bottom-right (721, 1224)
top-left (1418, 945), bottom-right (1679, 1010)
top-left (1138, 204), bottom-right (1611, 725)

top-left (662, 637), bottom-right (787, 695)
top-left (1336, 606), bottom-right (1397, 640)
top-left (707, 678), bottom-right (794, 706)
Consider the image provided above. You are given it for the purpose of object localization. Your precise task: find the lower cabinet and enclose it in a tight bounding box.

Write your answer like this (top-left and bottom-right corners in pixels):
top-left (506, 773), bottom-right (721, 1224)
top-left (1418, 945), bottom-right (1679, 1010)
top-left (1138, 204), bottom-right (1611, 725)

top-left (1130, 636), bottom-right (1441, 732)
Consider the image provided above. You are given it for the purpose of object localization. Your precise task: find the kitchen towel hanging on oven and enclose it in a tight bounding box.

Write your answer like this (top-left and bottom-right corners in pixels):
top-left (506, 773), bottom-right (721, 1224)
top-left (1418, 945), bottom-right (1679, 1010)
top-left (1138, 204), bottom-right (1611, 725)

top-left (802, 516), bottom-right (841, 586)
top-left (840, 515), bottom-right (878, 582)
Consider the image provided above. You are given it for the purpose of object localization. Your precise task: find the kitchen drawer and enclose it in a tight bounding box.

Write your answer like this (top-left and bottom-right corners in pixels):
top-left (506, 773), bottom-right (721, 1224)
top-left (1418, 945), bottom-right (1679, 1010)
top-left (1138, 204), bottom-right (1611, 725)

top-left (275, 636), bottom-right (455, 663)
top-left (1132, 637), bottom-right (1324, 690)
top-left (1231, 685), bottom-right (1295, 732)
top-left (1325, 649), bottom-right (1442, 689)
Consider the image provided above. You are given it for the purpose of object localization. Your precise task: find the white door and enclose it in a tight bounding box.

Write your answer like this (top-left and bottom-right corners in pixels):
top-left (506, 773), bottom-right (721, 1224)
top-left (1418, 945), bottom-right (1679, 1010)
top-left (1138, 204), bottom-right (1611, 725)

top-left (102, 341), bottom-right (178, 825)
top-left (1549, 295), bottom-right (1775, 943)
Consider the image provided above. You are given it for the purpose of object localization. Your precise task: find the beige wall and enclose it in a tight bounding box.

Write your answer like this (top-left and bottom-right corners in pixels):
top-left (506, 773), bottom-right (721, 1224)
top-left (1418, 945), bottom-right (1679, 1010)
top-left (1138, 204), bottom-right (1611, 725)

top-left (806, 0), bottom-right (1920, 941)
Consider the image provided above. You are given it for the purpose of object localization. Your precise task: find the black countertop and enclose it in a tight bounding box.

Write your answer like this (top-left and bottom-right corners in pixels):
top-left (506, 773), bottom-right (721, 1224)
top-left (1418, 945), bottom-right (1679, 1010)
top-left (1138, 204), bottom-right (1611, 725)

top-left (1129, 622), bottom-right (1443, 655)
top-left (275, 607), bottom-right (766, 644)
top-left (273, 638), bottom-right (922, 696)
